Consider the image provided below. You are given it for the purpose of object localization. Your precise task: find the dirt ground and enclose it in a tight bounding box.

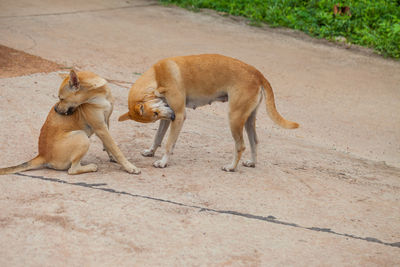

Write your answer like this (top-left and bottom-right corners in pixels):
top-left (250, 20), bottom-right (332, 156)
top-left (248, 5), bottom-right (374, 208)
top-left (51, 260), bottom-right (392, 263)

top-left (0, 0), bottom-right (399, 266)
top-left (0, 45), bottom-right (63, 78)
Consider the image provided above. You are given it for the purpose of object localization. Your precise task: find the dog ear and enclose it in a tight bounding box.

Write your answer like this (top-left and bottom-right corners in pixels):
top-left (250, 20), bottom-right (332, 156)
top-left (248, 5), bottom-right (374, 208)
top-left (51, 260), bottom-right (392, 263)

top-left (139, 104), bottom-right (144, 115)
top-left (69, 69), bottom-right (80, 90)
top-left (134, 104), bottom-right (144, 116)
top-left (118, 112), bottom-right (131, 121)
top-left (87, 77), bottom-right (107, 89)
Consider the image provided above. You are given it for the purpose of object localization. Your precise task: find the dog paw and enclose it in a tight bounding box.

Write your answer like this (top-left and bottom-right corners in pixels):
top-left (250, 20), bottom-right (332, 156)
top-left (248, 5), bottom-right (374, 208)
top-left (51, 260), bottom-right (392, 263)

top-left (141, 149), bottom-right (155, 157)
top-left (153, 160), bottom-right (168, 168)
top-left (221, 165), bottom-right (236, 172)
top-left (242, 160), bottom-right (256, 168)
top-left (87, 164), bottom-right (98, 172)
top-left (124, 163), bottom-right (141, 174)
top-left (68, 163), bottom-right (98, 175)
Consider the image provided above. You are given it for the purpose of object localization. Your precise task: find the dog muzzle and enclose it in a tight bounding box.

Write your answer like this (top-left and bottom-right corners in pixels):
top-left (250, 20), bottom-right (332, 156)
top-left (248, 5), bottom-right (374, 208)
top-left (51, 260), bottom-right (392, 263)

top-left (54, 105), bottom-right (75, 116)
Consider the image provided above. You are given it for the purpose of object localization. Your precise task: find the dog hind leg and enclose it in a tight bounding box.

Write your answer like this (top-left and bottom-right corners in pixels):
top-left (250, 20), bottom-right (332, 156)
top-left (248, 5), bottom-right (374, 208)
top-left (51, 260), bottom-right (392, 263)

top-left (67, 134), bottom-right (97, 175)
top-left (243, 108), bottom-right (259, 168)
top-left (222, 110), bottom-right (247, 172)
top-left (68, 161), bottom-right (98, 175)
top-left (47, 131), bottom-right (97, 175)
top-left (223, 85), bottom-right (260, 172)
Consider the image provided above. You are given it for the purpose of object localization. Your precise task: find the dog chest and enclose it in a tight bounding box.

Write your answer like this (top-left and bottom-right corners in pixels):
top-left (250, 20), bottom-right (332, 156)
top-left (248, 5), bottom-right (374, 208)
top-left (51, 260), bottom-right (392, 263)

top-left (85, 97), bottom-right (113, 126)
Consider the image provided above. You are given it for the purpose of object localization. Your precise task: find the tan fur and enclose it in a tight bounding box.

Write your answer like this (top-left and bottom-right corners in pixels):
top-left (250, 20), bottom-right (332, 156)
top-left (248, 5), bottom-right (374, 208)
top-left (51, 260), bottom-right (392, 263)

top-left (119, 54), bottom-right (298, 171)
top-left (0, 70), bottom-right (140, 175)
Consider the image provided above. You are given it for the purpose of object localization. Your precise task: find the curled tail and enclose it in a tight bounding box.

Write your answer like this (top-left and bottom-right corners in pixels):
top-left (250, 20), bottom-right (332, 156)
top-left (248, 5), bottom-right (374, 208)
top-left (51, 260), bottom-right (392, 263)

top-left (261, 77), bottom-right (299, 129)
top-left (0, 156), bottom-right (45, 175)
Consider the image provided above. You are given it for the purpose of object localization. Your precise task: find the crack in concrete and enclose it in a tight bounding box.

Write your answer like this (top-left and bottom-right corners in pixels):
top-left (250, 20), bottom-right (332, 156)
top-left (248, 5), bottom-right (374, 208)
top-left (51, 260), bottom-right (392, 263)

top-left (14, 172), bottom-right (400, 249)
top-left (22, 31), bottom-right (37, 51)
top-left (0, 3), bottom-right (158, 19)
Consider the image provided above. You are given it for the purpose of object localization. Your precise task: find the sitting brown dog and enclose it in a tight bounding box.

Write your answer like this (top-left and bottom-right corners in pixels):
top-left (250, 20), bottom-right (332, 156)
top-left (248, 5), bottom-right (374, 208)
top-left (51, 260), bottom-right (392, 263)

top-left (0, 70), bottom-right (140, 175)
top-left (119, 54), bottom-right (299, 172)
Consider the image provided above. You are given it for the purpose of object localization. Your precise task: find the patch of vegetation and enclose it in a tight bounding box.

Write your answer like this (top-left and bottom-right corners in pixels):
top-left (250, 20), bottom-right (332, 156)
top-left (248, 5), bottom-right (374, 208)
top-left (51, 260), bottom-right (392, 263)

top-left (160, 0), bottom-right (400, 59)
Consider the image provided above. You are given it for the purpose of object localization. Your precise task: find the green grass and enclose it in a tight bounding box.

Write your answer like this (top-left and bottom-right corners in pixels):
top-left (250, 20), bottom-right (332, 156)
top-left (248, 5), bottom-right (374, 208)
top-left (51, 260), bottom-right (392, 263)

top-left (160, 0), bottom-right (400, 59)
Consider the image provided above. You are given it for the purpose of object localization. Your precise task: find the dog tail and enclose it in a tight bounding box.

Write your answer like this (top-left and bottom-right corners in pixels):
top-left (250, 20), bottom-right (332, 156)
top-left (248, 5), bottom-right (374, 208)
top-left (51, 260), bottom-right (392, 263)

top-left (0, 156), bottom-right (45, 175)
top-left (118, 112), bottom-right (131, 122)
top-left (261, 77), bottom-right (299, 129)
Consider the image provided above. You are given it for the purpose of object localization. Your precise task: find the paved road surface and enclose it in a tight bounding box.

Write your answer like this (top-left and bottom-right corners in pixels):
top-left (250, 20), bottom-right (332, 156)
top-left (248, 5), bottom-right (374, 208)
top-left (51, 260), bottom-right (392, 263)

top-left (0, 0), bottom-right (399, 265)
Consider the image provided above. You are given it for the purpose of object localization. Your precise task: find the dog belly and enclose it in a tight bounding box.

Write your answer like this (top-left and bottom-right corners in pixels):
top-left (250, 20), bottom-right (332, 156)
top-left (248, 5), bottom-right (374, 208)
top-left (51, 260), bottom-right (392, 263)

top-left (186, 93), bottom-right (228, 109)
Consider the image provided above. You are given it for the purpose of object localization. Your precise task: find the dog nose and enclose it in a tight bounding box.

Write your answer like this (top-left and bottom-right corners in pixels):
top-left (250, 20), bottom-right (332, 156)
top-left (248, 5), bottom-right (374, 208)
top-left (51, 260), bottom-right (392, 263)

top-left (170, 113), bottom-right (175, 121)
top-left (66, 107), bottom-right (75, 115)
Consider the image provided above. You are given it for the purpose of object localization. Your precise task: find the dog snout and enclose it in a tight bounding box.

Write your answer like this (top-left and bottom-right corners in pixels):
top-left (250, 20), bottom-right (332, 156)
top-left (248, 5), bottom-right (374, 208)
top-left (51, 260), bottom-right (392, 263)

top-left (170, 112), bottom-right (175, 121)
top-left (54, 104), bottom-right (64, 115)
top-left (54, 104), bottom-right (75, 116)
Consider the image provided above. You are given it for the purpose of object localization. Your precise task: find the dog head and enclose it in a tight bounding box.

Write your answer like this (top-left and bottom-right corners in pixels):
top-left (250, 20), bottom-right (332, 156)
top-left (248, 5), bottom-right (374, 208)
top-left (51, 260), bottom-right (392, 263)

top-left (54, 69), bottom-right (107, 115)
top-left (127, 96), bottom-right (175, 123)
top-left (119, 85), bottom-right (175, 123)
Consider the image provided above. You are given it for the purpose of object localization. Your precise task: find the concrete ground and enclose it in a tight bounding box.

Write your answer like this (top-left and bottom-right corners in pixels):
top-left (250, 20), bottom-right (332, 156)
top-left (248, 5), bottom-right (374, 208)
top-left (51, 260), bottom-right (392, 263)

top-left (0, 0), bottom-right (399, 266)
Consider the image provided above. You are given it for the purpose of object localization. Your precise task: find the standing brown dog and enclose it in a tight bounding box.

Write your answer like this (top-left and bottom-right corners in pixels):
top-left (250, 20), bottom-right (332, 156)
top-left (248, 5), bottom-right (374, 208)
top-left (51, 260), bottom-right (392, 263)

top-left (119, 54), bottom-right (298, 172)
top-left (0, 70), bottom-right (140, 175)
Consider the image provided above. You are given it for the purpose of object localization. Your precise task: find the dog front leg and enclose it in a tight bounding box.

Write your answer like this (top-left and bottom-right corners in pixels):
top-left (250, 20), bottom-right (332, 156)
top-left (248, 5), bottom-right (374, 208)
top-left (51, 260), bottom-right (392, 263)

top-left (103, 134), bottom-right (117, 163)
top-left (95, 127), bottom-right (141, 174)
top-left (102, 120), bottom-right (117, 162)
top-left (142, 120), bottom-right (170, 157)
top-left (153, 113), bottom-right (184, 168)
